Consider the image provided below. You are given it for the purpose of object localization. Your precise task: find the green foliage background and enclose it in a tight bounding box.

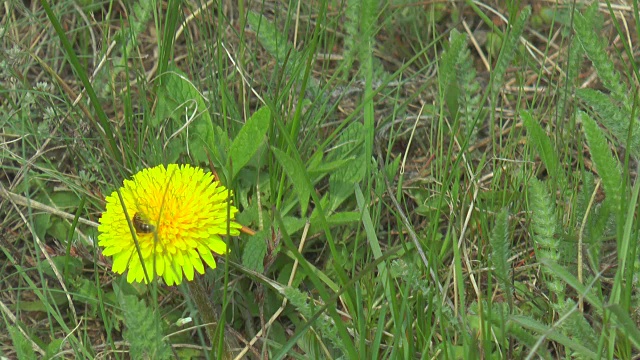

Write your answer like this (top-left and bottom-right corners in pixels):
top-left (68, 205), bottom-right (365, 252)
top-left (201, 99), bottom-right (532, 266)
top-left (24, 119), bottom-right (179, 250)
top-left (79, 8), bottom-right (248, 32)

top-left (3, 0), bottom-right (640, 359)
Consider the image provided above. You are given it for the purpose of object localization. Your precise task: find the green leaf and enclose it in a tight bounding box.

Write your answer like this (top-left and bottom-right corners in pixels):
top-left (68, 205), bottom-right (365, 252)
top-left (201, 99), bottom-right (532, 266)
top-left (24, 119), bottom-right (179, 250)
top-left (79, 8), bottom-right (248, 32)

top-left (272, 146), bottom-right (312, 215)
top-left (116, 289), bottom-right (171, 360)
top-left (574, 7), bottom-right (627, 103)
top-left (76, 278), bottom-right (103, 317)
top-left (510, 315), bottom-right (599, 359)
top-left (45, 338), bottom-right (64, 359)
top-left (440, 29), bottom-right (467, 120)
top-left (14, 292), bottom-right (68, 312)
top-left (246, 11), bottom-right (324, 105)
top-left (33, 212), bottom-right (51, 242)
top-left (492, 7), bottom-right (531, 96)
top-left (242, 231), bottom-right (267, 273)
top-left (38, 256), bottom-right (82, 280)
top-left (522, 110), bottom-right (565, 186)
top-left (489, 207), bottom-right (512, 304)
top-left (577, 88), bottom-right (640, 157)
top-left (155, 68), bottom-right (215, 163)
top-left (229, 106), bottom-right (270, 180)
top-left (561, 299), bottom-right (598, 350)
top-left (247, 11), bottom-right (295, 64)
top-left (541, 259), bottom-right (604, 311)
top-left (328, 122), bottom-right (366, 211)
top-left (8, 326), bottom-right (36, 360)
top-left (579, 110), bottom-right (622, 211)
top-left (607, 304), bottom-right (640, 352)
top-left (528, 178), bottom-right (563, 299)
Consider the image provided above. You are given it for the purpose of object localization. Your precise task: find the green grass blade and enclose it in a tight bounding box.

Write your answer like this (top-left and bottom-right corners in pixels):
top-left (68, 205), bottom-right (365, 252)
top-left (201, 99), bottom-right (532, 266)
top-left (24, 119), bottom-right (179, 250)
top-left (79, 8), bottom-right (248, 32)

top-left (39, 0), bottom-right (120, 166)
top-left (607, 304), bottom-right (640, 352)
top-left (271, 146), bottom-right (311, 216)
top-left (511, 315), bottom-right (599, 359)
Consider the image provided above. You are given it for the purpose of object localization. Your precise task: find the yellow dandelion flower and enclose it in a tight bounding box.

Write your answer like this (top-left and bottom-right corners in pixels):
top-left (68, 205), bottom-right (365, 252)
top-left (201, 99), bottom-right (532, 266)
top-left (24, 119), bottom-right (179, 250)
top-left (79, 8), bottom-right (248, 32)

top-left (98, 164), bottom-right (242, 286)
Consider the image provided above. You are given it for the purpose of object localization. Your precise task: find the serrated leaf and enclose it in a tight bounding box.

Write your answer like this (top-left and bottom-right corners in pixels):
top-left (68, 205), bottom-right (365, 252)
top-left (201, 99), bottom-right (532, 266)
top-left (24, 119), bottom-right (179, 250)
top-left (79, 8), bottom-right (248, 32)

top-left (579, 111), bottom-right (622, 211)
top-left (246, 12), bottom-right (322, 100)
top-left (116, 290), bottom-right (171, 360)
top-left (440, 29), bottom-right (467, 119)
top-left (577, 88), bottom-right (640, 157)
top-left (492, 6), bottom-right (531, 96)
top-left (272, 147), bottom-right (311, 215)
top-left (8, 326), bottom-right (36, 360)
top-left (489, 208), bottom-right (512, 304)
top-left (574, 8), bottom-right (626, 102)
top-left (229, 106), bottom-right (270, 179)
top-left (242, 233), bottom-right (267, 273)
top-left (155, 69), bottom-right (214, 163)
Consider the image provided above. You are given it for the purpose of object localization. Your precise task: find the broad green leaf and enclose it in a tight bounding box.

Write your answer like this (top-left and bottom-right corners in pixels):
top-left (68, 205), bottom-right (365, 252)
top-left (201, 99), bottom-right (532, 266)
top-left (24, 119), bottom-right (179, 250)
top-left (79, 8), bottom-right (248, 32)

top-left (242, 231), bottom-right (267, 273)
top-left (308, 158), bottom-right (355, 176)
top-left (33, 212), bottom-right (51, 242)
top-left (272, 146), bottom-right (312, 215)
top-left (229, 106), bottom-right (270, 179)
top-left (13, 292), bottom-right (69, 312)
top-left (38, 256), bottom-right (82, 280)
top-left (282, 216), bottom-right (307, 235)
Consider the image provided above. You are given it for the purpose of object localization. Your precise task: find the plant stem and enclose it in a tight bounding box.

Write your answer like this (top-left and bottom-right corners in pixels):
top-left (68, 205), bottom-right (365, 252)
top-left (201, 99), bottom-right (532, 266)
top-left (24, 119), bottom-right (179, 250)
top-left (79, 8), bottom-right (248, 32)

top-left (187, 276), bottom-right (234, 359)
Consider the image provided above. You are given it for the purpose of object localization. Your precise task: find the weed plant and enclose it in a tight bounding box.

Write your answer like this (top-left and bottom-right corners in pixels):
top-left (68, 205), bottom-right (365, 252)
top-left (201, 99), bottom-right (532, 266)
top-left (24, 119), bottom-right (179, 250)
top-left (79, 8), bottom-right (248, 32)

top-left (2, 0), bottom-right (640, 359)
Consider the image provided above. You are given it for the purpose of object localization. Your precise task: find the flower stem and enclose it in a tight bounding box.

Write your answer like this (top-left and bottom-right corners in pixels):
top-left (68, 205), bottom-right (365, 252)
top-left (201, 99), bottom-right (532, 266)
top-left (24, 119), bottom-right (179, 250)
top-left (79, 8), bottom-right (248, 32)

top-left (187, 277), bottom-right (234, 359)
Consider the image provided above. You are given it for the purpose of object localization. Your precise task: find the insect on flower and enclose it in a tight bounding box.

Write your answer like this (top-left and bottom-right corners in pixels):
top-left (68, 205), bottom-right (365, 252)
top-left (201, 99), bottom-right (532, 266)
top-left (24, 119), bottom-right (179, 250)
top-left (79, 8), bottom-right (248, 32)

top-left (98, 164), bottom-right (243, 285)
top-left (132, 212), bottom-right (155, 234)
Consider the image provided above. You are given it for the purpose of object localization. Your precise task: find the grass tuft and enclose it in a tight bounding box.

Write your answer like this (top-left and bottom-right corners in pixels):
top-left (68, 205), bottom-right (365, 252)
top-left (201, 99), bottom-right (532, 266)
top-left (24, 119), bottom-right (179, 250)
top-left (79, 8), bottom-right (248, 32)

top-left (5, 1), bottom-right (640, 358)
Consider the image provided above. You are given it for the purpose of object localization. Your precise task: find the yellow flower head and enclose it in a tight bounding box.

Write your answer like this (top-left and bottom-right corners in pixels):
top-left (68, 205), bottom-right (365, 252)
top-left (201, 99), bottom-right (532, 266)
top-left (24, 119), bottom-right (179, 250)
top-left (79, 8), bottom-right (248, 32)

top-left (98, 164), bottom-right (241, 286)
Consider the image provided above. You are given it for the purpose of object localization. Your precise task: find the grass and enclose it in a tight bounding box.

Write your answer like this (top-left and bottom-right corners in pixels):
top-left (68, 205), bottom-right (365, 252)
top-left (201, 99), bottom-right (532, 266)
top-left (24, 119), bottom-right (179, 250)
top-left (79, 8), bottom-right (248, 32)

top-left (2, 0), bottom-right (640, 358)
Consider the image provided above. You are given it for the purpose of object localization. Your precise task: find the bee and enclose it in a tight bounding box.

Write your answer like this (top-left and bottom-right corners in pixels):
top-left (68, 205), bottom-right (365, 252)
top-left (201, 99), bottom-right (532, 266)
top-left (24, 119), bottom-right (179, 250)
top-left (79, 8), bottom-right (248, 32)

top-left (132, 212), bottom-right (155, 234)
